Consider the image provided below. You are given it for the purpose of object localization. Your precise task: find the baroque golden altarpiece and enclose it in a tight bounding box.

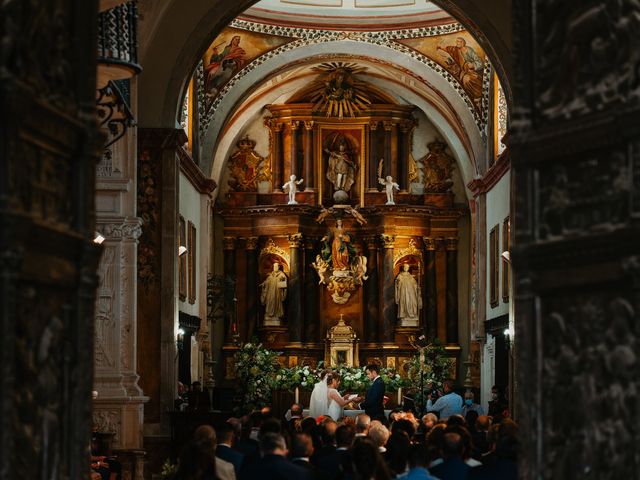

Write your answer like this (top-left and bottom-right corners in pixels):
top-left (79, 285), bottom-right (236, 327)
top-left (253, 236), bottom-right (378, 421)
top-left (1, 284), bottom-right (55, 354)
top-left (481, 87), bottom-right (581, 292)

top-left (218, 65), bottom-right (464, 379)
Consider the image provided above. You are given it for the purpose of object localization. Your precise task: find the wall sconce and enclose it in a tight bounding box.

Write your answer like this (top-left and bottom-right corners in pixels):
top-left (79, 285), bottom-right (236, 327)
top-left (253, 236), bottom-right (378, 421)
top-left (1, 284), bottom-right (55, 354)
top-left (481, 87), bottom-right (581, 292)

top-left (94, 232), bottom-right (105, 244)
top-left (501, 250), bottom-right (510, 263)
top-left (503, 327), bottom-right (514, 349)
top-left (178, 245), bottom-right (187, 256)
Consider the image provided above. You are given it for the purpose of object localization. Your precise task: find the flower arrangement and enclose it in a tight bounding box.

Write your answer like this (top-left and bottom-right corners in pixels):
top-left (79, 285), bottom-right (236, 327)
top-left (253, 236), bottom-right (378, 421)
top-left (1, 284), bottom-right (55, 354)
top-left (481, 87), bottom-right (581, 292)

top-left (233, 342), bottom-right (281, 414)
top-left (275, 363), bottom-right (319, 390)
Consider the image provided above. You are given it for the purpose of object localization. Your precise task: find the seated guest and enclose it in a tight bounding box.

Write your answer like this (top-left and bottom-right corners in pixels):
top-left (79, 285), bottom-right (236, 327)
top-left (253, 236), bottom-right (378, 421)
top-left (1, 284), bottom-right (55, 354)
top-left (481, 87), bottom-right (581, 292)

top-left (385, 431), bottom-right (411, 477)
top-left (174, 426), bottom-right (221, 480)
top-left (290, 433), bottom-right (330, 480)
top-left (355, 413), bottom-right (371, 437)
top-left (424, 423), bottom-right (447, 468)
top-left (311, 419), bottom-right (337, 465)
top-left (216, 423), bottom-right (244, 476)
top-left (429, 431), bottom-right (470, 480)
top-left (351, 438), bottom-right (392, 480)
top-left (368, 421), bottom-right (390, 454)
top-left (300, 416), bottom-right (322, 449)
top-left (314, 424), bottom-right (354, 480)
top-left (398, 443), bottom-right (440, 480)
top-left (239, 432), bottom-right (311, 480)
top-left (391, 418), bottom-right (417, 441)
top-left (469, 419), bottom-right (518, 479)
top-left (90, 431), bottom-right (121, 480)
top-left (193, 425), bottom-right (236, 480)
top-left (234, 413), bottom-right (261, 467)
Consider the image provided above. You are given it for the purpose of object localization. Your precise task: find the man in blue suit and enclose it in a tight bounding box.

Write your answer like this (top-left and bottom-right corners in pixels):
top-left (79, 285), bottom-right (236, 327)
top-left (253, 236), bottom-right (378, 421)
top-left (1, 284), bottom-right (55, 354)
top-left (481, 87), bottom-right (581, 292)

top-left (357, 364), bottom-right (386, 422)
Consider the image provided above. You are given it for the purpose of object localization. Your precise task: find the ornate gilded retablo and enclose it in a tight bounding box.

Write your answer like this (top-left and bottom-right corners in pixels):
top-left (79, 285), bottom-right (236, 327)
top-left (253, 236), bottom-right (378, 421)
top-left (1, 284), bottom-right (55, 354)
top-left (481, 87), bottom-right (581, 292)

top-left (309, 62), bottom-right (371, 118)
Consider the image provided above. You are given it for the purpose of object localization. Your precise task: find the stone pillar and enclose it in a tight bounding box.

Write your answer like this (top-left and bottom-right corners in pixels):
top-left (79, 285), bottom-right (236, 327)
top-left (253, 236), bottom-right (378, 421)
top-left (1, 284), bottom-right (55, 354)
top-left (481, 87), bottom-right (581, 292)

top-left (303, 121), bottom-right (315, 190)
top-left (380, 234), bottom-right (396, 342)
top-left (289, 120), bottom-right (300, 177)
top-left (304, 237), bottom-right (319, 342)
top-left (390, 122), bottom-right (399, 184)
top-left (363, 236), bottom-right (380, 343)
top-left (288, 233), bottom-right (304, 344)
top-left (245, 237), bottom-right (259, 342)
top-left (445, 237), bottom-right (458, 344)
top-left (223, 236), bottom-right (237, 342)
top-left (272, 122), bottom-right (284, 192)
top-left (423, 237), bottom-right (438, 340)
top-left (368, 121), bottom-right (379, 190)
top-left (383, 121), bottom-right (393, 178)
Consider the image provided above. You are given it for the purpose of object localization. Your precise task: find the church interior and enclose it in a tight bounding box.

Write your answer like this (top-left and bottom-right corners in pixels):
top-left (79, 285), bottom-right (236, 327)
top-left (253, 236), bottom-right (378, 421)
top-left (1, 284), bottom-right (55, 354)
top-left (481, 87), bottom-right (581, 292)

top-left (2, 0), bottom-right (639, 478)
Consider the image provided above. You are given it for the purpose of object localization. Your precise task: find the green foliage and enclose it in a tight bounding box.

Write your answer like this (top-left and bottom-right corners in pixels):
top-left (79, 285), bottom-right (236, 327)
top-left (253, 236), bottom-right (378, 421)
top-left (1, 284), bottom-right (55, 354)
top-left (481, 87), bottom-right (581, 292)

top-left (233, 342), bottom-right (281, 415)
top-left (160, 459), bottom-right (177, 479)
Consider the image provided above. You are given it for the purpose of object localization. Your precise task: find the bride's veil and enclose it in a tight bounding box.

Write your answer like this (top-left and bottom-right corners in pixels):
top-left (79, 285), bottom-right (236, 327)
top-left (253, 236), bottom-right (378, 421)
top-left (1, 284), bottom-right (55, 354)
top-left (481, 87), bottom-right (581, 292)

top-left (308, 376), bottom-right (329, 418)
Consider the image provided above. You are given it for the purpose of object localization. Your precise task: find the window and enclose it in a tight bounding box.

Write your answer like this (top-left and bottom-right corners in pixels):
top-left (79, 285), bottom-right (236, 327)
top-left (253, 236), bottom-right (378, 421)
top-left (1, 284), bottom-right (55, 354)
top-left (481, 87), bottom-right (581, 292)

top-left (490, 225), bottom-right (499, 308)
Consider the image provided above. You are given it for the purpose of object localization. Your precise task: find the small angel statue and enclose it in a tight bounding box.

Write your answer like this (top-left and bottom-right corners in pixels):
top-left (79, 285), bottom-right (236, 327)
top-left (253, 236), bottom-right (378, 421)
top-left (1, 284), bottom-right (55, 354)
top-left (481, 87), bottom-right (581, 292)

top-left (283, 174), bottom-right (304, 204)
top-left (379, 175), bottom-right (400, 205)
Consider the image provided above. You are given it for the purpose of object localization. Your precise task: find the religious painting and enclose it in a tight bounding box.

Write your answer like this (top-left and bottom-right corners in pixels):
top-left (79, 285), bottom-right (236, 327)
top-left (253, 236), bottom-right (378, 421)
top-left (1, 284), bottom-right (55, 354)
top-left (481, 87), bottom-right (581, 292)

top-left (319, 126), bottom-right (364, 206)
top-left (397, 31), bottom-right (487, 113)
top-left (187, 221), bottom-right (196, 304)
top-left (178, 215), bottom-right (186, 301)
top-left (502, 216), bottom-right (510, 303)
top-left (227, 136), bottom-right (270, 191)
top-left (489, 225), bottom-right (499, 308)
top-left (202, 27), bottom-right (291, 99)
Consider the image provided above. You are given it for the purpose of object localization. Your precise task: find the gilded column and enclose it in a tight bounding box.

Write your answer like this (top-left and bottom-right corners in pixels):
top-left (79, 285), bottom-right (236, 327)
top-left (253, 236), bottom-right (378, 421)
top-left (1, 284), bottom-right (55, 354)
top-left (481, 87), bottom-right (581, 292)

top-left (223, 236), bottom-right (237, 342)
top-left (272, 121), bottom-right (284, 192)
top-left (303, 121), bottom-right (315, 190)
top-left (423, 237), bottom-right (438, 340)
top-left (363, 236), bottom-right (379, 343)
top-left (288, 233), bottom-right (304, 344)
top-left (245, 237), bottom-right (259, 342)
top-left (304, 237), bottom-right (319, 342)
top-left (289, 120), bottom-right (300, 177)
top-left (445, 237), bottom-right (459, 344)
top-left (380, 234), bottom-right (396, 342)
top-left (368, 121), bottom-right (379, 190)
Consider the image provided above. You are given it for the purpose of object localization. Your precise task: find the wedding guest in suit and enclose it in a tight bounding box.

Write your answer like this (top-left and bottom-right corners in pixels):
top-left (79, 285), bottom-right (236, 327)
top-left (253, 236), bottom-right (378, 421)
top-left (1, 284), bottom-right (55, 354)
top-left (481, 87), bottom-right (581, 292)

top-left (356, 364), bottom-right (386, 422)
top-left (216, 423), bottom-right (244, 476)
top-left (290, 433), bottom-right (329, 480)
top-left (239, 432), bottom-right (310, 480)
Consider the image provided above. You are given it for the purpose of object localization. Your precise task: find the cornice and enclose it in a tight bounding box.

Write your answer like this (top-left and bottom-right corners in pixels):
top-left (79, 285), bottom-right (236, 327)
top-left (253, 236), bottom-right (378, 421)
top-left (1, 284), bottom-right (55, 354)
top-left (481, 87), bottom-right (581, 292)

top-left (466, 151), bottom-right (510, 197)
top-left (177, 146), bottom-right (217, 195)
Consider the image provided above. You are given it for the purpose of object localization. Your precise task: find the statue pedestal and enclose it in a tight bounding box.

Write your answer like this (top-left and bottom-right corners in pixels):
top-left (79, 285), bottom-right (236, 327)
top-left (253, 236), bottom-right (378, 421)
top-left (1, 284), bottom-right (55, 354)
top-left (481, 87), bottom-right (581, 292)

top-left (423, 192), bottom-right (454, 208)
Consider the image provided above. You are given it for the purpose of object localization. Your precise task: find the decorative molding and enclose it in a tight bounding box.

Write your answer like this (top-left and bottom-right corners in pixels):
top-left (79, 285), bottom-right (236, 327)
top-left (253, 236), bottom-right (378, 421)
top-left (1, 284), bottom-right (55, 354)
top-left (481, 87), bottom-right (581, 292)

top-left (198, 20), bottom-right (490, 137)
top-left (97, 219), bottom-right (143, 240)
top-left (217, 204), bottom-right (468, 218)
top-left (380, 234), bottom-right (396, 249)
top-left (422, 236), bottom-right (437, 251)
top-left (223, 236), bottom-right (236, 250)
top-left (245, 236), bottom-right (259, 250)
top-left (466, 151), bottom-right (510, 197)
top-left (92, 409), bottom-right (122, 446)
top-left (260, 238), bottom-right (291, 266)
top-left (394, 238), bottom-right (422, 264)
top-left (177, 146), bottom-right (217, 195)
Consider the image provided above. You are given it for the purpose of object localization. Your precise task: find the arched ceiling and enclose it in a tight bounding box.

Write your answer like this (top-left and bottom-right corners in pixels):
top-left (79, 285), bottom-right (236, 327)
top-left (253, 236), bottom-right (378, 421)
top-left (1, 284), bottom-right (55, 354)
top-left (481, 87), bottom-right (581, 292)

top-left (240, 0), bottom-right (453, 30)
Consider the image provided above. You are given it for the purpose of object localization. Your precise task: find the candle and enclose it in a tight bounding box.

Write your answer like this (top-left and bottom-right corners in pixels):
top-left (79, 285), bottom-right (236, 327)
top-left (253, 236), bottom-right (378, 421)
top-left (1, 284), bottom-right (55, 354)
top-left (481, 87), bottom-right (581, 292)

top-left (397, 387), bottom-right (402, 406)
top-left (295, 386), bottom-right (299, 404)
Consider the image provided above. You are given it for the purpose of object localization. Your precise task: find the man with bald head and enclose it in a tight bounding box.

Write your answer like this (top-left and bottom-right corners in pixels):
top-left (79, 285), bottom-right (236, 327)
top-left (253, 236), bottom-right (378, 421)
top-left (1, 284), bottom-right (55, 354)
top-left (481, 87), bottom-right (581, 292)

top-left (355, 413), bottom-right (371, 437)
top-left (429, 430), bottom-right (471, 479)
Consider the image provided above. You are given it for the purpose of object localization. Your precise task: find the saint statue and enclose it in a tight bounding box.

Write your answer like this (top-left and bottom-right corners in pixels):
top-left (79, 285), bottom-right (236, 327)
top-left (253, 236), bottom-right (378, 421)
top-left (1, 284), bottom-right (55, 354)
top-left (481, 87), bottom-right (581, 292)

top-left (325, 143), bottom-right (356, 192)
top-left (378, 175), bottom-right (400, 205)
top-left (282, 174), bottom-right (303, 204)
top-left (321, 219), bottom-right (355, 271)
top-left (260, 262), bottom-right (287, 323)
top-left (395, 264), bottom-right (422, 325)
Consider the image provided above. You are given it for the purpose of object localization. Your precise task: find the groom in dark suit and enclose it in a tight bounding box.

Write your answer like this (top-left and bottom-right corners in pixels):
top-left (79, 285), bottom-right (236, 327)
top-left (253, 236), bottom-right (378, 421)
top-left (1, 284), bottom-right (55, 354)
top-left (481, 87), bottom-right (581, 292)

top-left (357, 364), bottom-right (386, 422)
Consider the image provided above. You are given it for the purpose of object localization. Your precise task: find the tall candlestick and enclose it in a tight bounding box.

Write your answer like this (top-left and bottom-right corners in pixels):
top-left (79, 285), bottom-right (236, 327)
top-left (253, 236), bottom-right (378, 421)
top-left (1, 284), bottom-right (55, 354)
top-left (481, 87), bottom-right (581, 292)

top-left (295, 386), bottom-right (299, 404)
top-left (397, 387), bottom-right (402, 406)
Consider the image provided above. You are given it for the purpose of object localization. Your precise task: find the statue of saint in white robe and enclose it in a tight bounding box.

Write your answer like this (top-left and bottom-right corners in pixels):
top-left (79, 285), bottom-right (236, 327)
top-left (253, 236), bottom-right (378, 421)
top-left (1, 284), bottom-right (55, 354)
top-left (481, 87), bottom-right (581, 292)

top-left (395, 264), bottom-right (422, 325)
top-left (260, 263), bottom-right (287, 323)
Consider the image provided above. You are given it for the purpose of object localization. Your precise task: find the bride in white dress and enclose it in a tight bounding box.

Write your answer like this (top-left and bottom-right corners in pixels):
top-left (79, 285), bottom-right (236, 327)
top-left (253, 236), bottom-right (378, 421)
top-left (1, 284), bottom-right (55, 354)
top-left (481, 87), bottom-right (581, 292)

top-left (309, 370), bottom-right (329, 418)
top-left (326, 373), bottom-right (353, 421)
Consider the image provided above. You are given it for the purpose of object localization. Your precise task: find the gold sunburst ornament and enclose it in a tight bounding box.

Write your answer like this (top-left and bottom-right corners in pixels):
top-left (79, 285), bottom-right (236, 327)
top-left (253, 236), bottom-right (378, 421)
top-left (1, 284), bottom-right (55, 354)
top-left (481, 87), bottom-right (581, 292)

top-left (309, 62), bottom-right (371, 118)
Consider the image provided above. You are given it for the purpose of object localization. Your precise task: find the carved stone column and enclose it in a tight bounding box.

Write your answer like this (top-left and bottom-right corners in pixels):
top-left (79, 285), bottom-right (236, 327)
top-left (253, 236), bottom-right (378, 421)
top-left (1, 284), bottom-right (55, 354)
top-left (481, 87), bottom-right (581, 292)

top-left (289, 120), bottom-right (300, 178)
top-left (288, 233), bottom-right (304, 344)
top-left (445, 237), bottom-right (458, 344)
top-left (368, 121), bottom-right (379, 190)
top-left (423, 237), bottom-right (438, 340)
top-left (272, 122), bottom-right (284, 192)
top-left (223, 236), bottom-right (237, 342)
top-left (303, 121), bottom-right (315, 190)
top-left (380, 234), bottom-right (396, 342)
top-left (304, 237), bottom-right (319, 342)
top-left (245, 237), bottom-right (259, 342)
top-left (363, 236), bottom-right (380, 343)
